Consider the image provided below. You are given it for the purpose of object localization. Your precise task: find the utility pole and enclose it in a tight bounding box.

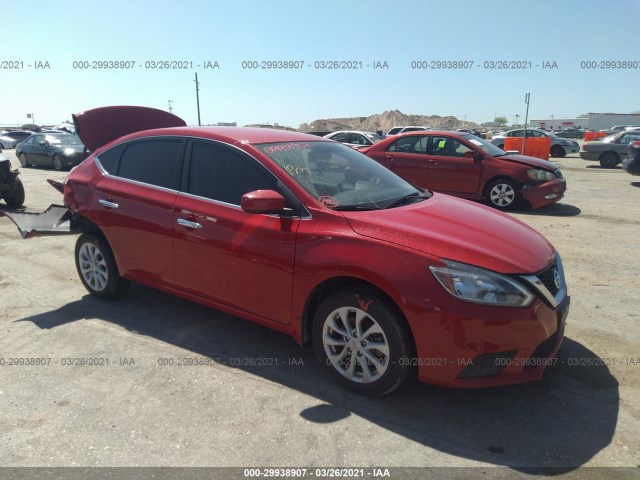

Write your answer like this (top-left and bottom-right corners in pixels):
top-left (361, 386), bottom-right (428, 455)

top-left (194, 73), bottom-right (201, 126)
top-left (522, 93), bottom-right (530, 154)
top-left (168, 100), bottom-right (173, 114)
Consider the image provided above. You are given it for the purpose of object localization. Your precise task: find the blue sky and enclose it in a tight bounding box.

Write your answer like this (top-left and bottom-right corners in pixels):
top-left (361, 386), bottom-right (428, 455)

top-left (3, 0), bottom-right (639, 127)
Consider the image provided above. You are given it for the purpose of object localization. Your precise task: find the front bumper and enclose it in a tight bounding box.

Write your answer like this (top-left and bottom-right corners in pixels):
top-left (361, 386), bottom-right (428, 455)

top-left (562, 144), bottom-right (580, 154)
top-left (521, 178), bottom-right (566, 209)
top-left (410, 294), bottom-right (570, 388)
top-left (62, 154), bottom-right (84, 168)
top-left (622, 155), bottom-right (640, 175)
top-left (579, 151), bottom-right (600, 161)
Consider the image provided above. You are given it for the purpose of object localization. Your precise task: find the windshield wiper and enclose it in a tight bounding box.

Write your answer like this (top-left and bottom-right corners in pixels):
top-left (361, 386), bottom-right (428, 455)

top-left (385, 192), bottom-right (429, 209)
top-left (333, 205), bottom-right (380, 211)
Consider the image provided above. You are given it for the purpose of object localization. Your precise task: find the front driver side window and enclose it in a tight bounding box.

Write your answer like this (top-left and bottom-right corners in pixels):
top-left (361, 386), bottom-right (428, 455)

top-left (188, 141), bottom-right (277, 205)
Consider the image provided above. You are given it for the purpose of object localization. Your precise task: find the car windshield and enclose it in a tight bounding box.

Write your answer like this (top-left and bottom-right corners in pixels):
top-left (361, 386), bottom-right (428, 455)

top-left (46, 134), bottom-right (82, 146)
top-left (461, 134), bottom-right (505, 156)
top-left (255, 141), bottom-right (426, 210)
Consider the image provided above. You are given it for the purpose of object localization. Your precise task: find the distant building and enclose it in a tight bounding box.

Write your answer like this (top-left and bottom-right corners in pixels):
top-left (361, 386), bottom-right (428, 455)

top-left (530, 113), bottom-right (640, 131)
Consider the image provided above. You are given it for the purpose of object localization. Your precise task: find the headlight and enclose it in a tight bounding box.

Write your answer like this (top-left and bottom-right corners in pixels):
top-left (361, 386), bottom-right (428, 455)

top-left (429, 260), bottom-right (534, 307)
top-left (527, 169), bottom-right (556, 181)
top-left (63, 148), bottom-right (75, 155)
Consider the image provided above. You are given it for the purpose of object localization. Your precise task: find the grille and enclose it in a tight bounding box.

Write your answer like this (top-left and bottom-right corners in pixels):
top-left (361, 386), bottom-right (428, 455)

top-left (535, 258), bottom-right (560, 297)
top-left (524, 332), bottom-right (558, 370)
top-left (457, 351), bottom-right (517, 379)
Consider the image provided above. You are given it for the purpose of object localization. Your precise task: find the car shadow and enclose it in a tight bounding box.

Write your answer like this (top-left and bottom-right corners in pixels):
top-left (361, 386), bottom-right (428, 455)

top-left (513, 203), bottom-right (581, 217)
top-left (631, 182), bottom-right (640, 188)
top-left (17, 285), bottom-right (618, 473)
top-left (585, 165), bottom-right (622, 170)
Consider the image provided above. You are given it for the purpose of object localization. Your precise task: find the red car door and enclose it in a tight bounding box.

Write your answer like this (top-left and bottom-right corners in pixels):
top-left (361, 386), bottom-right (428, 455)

top-left (425, 135), bottom-right (482, 194)
top-left (88, 138), bottom-right (184, 286)
top-left (376, 135), bottom-right (429, 188)
top-left (172, 140), bottom-right (299, 325)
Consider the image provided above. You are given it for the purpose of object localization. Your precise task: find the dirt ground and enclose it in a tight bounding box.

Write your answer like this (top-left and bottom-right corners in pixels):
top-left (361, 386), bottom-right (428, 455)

top-left (0, 145), bottom-right (639, 476)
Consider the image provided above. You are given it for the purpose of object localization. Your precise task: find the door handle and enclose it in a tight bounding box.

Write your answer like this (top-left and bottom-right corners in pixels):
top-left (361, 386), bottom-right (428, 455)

top-left (98, 199), bottom-right (119, 209)
top-left (177, 218), bottom-right (203, 229)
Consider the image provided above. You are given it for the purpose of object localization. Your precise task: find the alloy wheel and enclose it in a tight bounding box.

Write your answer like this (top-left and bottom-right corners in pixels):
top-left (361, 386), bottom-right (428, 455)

top-left (78, 243), bottom-right (108, 292)
top-left (322, 306), bottom-right (390, 383)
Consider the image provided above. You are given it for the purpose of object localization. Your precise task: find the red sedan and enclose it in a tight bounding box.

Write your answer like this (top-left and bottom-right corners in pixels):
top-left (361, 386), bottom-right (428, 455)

top-left (360, 131), bottom-right (566, 210)
top-left (1, 107), bottom-right (569, 395)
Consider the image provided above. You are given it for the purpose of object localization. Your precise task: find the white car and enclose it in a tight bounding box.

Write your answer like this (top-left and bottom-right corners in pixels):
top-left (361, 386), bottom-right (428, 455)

top-left (0, 136), bottom-right (18, 149)
top-left (324, 130), bottom-right (384, 149)
top-left (384, 126), bottom-right (429, 137)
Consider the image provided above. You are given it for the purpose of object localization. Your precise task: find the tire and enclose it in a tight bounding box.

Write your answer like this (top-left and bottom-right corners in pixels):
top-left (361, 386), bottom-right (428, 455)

top-left (550, 145), bottom-right (566, 158)
top-left (599, 152), bottom-right (619, 168)
top-left (19, 154), bottom-right (29, 168)
top-left (312, 287), bottom-right (415, 396)
top-left (3, 177), bottom-right (25, 208)
top-left (75, 232), bottom-right (129, 299)
top-left (485, 178), bottom-right (521, 210)
top-left (52, 154), bottom-right (64, 171)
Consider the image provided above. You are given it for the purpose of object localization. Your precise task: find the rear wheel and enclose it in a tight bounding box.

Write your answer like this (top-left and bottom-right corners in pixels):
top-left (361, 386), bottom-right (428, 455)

top-left (75, 233), bottom-right (129, 299)
top-left (485, 178), bottom-right (520, 210)
top-left (599, 152), bottom-right (619, 168)
top-left (3, 177), bottom-right (25, 208)
top-left (312, 287), bottom-right (415, 396)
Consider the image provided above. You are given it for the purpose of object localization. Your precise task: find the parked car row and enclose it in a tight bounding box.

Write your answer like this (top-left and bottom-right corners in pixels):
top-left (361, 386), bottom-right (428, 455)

top-left (0, 105), bottom-right (570, 396)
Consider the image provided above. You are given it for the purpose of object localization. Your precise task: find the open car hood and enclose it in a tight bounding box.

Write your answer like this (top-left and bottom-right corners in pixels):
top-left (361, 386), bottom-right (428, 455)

top-left (72, 106), bottom-right (187, 152)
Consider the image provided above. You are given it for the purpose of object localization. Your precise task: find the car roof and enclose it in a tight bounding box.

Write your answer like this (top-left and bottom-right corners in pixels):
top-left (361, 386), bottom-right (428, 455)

top-left (329, 130), bottom-right (377, 135)
top-left (111, 126), bottom-right (332, 148)
top-left (390, 130), bottom-right (468, 139)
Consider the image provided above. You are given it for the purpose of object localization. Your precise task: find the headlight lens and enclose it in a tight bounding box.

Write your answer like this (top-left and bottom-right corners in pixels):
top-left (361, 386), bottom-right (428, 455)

top-left (429, 260), bottom-right (534, 307)
top-left (527, 168), bottom-right (556, 181)
top-left (63, 148), bottom-right (75, 155)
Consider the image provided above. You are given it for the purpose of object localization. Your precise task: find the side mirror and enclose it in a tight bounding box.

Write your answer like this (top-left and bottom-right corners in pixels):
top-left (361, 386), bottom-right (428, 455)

top-left (464, 150), bottom-right (483, 160)
top-left (241, 190), bottom-right (285, 214)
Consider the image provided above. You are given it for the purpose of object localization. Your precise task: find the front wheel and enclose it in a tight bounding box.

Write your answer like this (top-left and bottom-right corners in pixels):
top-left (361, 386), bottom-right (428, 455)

top-left (19, 154), bottom-right (29, 168)
top-left (75, 233), bottom-right (129, 299)
top-left (3, 177), bottom-right (25, 208)
top-left (52, 154), bottom-right (64, 171)
top-left (550, 145), bottom-right (566, 157)
top-left (312, 288), bottom-right (415, 396)
top-left (485, 178), bottom-right (521, 210)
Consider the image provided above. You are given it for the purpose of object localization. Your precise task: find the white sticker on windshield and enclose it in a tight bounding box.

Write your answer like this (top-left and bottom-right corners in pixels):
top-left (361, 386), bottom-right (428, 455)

top-left (469, 139), bottom-right (483, 145)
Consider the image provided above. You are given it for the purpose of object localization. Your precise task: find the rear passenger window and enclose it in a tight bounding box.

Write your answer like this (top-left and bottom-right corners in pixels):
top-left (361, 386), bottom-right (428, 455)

top-left (96, 144), bottom-right (126, 174)
top-left (117, 139), bottom-right (182, 189)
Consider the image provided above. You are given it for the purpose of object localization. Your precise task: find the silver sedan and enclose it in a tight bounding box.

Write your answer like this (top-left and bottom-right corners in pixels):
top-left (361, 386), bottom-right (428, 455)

top-left (490, 128), bottom-right (579, 157)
